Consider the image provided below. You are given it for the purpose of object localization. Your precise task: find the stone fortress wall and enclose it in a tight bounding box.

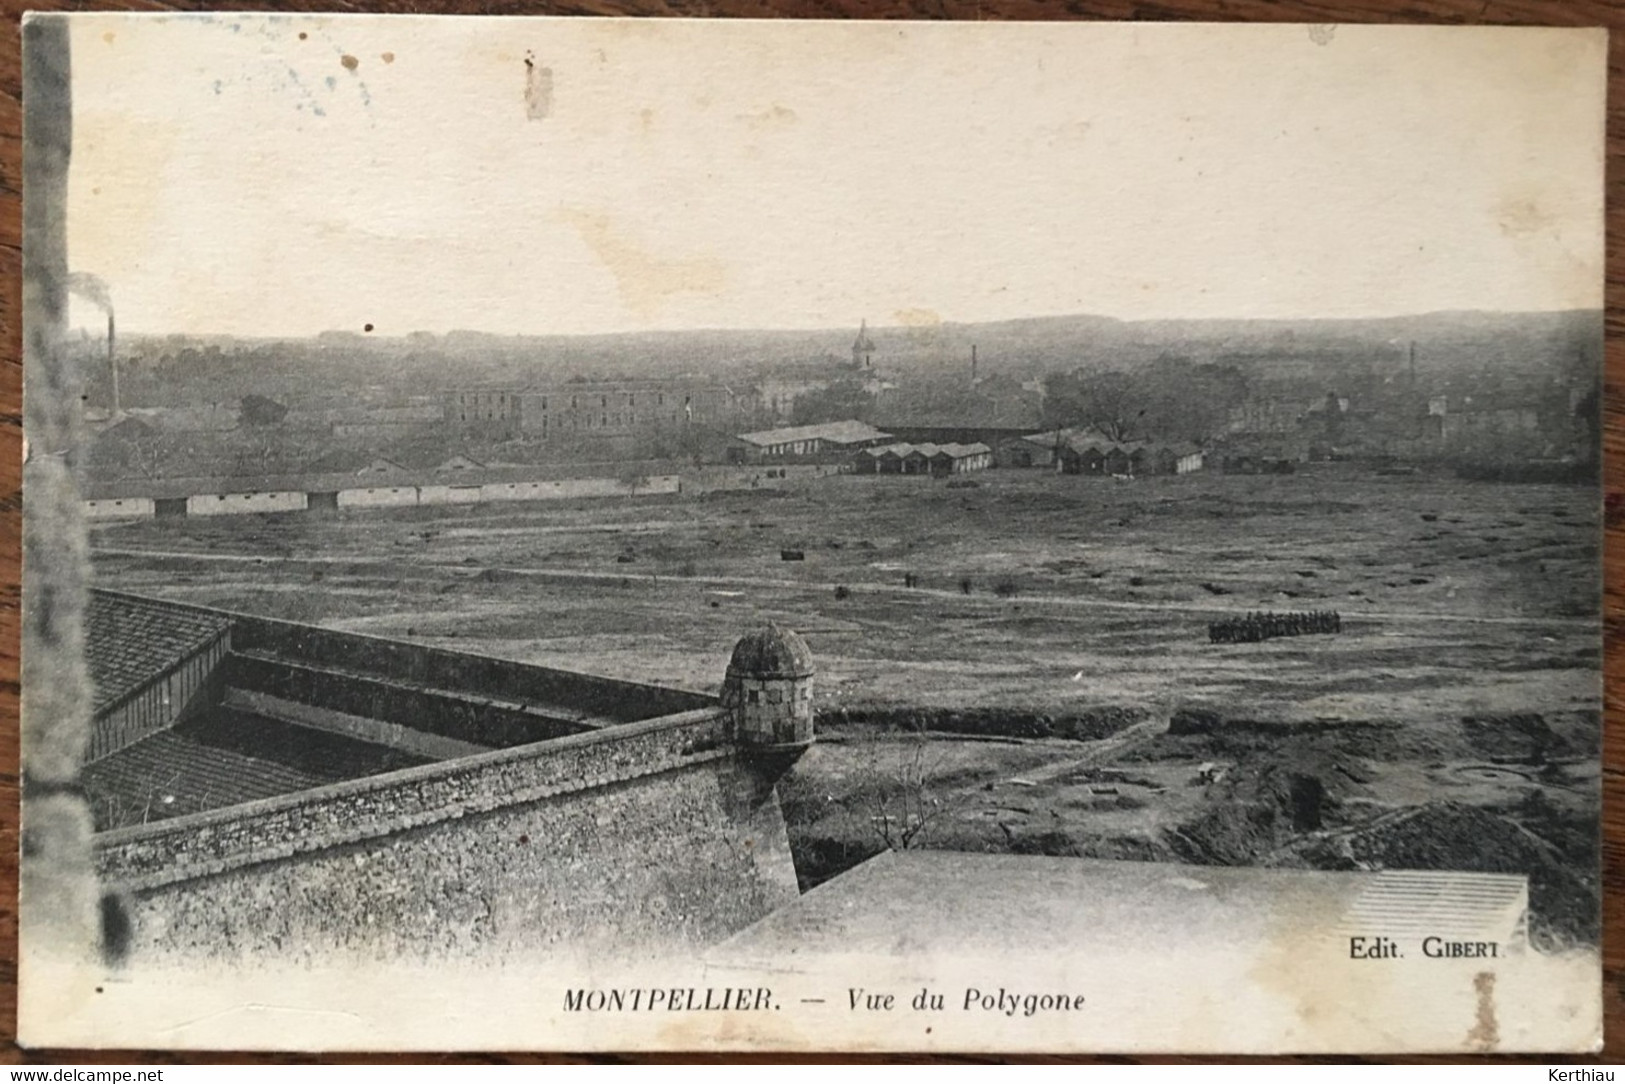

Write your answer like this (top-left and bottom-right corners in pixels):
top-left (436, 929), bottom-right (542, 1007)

top-left (88, 593), bottom-right (815, 964)
top-left (101, 710), bottom-right (802, 963)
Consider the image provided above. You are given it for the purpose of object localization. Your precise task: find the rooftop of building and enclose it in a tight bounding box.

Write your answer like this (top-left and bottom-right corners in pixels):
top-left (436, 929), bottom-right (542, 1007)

top-left (874, 418), bottom-right (1043, 435)
top-left (870, 404), bottom-right (1045, 430)
top-left (858, 441), bottom-right (992, 459)
top-left (79, 460), bottom-right (679, 501)
top-left (1020, 429), bottom-right (1206, 458)
top-left (1021, 427), bottom-right (1115, 449)
top-left (736, 420), bottom-right (893, 447)
top-left (84, 711), bottom-right (433, 831)
top-left (85, 592), bottom-right (232, 714)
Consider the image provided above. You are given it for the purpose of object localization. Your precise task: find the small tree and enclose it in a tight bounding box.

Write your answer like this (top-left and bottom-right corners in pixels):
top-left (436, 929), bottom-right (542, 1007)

top-left (239, 393), bottom-right (288, 427)
top-left (121, 430), bottom-right (167, 480)
top-left (231, 434), bottom-right (281, 477)
top-left (840, 721), bottom-right (948, 851)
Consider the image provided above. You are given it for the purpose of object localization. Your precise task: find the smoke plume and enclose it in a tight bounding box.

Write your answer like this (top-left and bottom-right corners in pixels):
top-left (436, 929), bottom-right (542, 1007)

top-left (66, 271), bottom-right (112, 315)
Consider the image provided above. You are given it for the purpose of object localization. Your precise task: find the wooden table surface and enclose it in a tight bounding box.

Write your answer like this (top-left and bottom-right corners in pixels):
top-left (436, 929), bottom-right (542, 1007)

top-left (0, 0), bottom-right (1617, 1064)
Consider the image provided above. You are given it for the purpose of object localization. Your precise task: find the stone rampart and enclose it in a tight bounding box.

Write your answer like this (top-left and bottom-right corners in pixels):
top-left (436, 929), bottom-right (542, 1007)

top-left (95, 708), bottom-right (804, 963)
top-left (221, 652), bottom-right (593, 747)
top-left (230, 614), bottom-right (711, 723)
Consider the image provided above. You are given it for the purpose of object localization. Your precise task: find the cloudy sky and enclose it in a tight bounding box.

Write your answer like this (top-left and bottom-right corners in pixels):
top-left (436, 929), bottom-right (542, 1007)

top-left (64, 16), bottom-right (1605, 337)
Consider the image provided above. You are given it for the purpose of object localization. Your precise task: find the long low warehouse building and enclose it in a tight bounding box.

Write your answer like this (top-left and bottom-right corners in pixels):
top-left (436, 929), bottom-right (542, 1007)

top-left (82, 467), bottom-right (682, 521)
top-left (728, 419), bottom-right (894, 463)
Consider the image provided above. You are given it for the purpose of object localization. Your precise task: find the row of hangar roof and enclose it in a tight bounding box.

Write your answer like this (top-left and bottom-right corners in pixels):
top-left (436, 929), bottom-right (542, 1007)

top-left (851, 441), bottom-right (994, 473)
top-left (730, 419), bottom-right (1204, 476)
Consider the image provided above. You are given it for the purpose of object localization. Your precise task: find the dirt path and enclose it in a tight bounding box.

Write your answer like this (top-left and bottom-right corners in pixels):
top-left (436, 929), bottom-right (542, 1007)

top-left (997, 716), bottom-right (1167, 787)
top-left (93, 544), bottom-right (1596, 630)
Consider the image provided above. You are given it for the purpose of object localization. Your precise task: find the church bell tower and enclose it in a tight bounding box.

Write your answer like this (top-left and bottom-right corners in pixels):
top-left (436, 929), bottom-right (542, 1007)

top-left (852, 319), bottom-right (876, 371)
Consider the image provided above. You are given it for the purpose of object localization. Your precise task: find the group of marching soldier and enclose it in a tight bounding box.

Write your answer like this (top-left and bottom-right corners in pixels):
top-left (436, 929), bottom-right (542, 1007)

top-left (1209, 610), bottom-right (1341, 644)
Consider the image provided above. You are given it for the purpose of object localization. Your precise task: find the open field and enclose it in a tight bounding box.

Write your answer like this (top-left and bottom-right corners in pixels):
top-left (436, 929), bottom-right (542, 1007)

top-left (88, 464), bottom-right (1602, 944)
top-left (90, 463), bottom-right (1599, 719)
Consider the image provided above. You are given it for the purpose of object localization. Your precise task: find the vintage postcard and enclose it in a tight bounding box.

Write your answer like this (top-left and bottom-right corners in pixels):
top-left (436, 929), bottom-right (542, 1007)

top-left (18, 13), bottom-right (1606, 1053)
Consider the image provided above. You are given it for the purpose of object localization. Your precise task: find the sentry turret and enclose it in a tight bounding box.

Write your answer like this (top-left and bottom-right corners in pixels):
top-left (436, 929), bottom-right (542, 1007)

top-left (722, 623), bottom-right (815, 761)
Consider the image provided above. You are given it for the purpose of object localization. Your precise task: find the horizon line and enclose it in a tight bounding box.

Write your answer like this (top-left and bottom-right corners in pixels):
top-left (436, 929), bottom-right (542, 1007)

top-left (100, 306), bottom-right (1604, 343)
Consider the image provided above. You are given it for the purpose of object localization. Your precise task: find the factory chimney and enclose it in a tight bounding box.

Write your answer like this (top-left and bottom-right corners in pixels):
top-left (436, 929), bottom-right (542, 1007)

top-left (67, 271), bottom-right (116, 416)
top-left (107, 309), bottom-right (118, 416)
top-left (970, 343), bottom-right (978, 387)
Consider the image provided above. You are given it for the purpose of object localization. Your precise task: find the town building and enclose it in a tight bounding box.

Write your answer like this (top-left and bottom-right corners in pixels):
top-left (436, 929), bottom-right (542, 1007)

top-left (1226, 398), bottom-right (1318, 435)
top-left (993, 433), bottom-right (1057, 469)
top-left (871, 421), bottom-right (1042, 450)
top-left (871, 394), bottom-right (1044, 440)
top-left (752, 322), bottom-right (899, 422)
top-left (325, 402), bottom-right (444, 441)
top-left (1151, 442), bottom-right (1205, 475)
top-left (1428, 395), bottom-right (1544, 445)
top-left (1212, 434), bottom-right (1310, 474)
top-left (446, 381), bottom-right (751, 443)
top-left (756, 377), bottom-right (836, 421)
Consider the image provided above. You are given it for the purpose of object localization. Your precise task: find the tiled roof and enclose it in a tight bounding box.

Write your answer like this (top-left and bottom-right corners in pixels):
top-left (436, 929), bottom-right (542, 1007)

top-left (83, 708), bottom-right (436, 832)
top-left (1214, 434), bottom-right (1307, 458)
top-left (1025, 428), bottom-right (1118, 452)
top-left (1053, 433), bottom-right (1145, 455)
top-left (79, 461), bottom-right (677, 501)
top-left (737, 420), bottom-right (892, 447)
top-left (85, 591), bottom-right (232, 714)
top-left (83, 729), bottom-right (325, 831)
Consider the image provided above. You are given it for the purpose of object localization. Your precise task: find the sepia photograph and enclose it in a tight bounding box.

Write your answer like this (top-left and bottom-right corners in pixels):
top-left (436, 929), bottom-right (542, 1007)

top-left (17, 13), bottom-right (1607, 1053)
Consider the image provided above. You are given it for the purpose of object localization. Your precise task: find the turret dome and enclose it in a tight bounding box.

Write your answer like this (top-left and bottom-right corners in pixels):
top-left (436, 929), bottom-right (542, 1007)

top-left (726, 624), bottom-right (814, 680)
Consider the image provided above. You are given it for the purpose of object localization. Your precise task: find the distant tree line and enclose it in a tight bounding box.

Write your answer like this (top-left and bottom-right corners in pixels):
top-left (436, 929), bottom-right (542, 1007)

top-left (789, 378), bottom-right (877, 426)
top-left (1041, 359), bottom-right (1250, 443)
